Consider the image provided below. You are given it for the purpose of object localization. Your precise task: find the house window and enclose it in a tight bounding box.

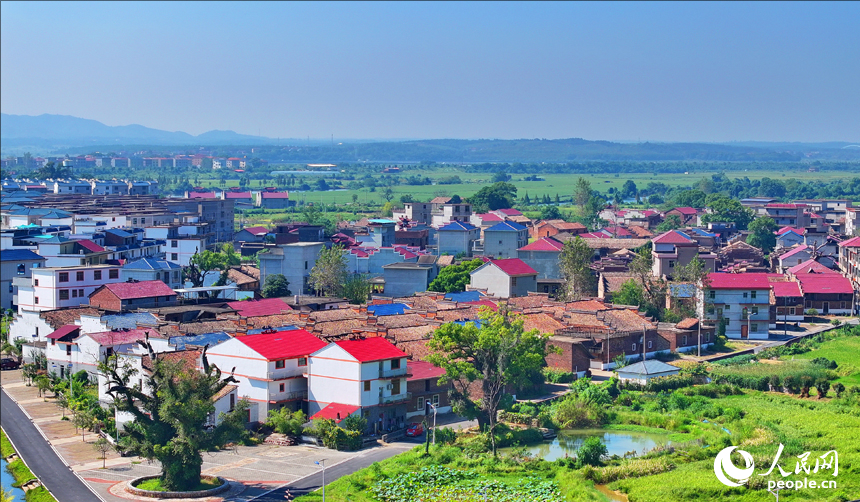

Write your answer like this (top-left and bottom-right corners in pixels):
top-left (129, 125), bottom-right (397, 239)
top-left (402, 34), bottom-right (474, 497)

top-left (705, 333), bottom-right (710, 342)
top-left (16, 264), bottom-right (24, 275)
top-left (789, 307), bottom-right (796, 315)
top-left (709, 290), bottom-right (715, 299)
top-left (648, 340), bottom-right (653, 349)
top-left (752, 307), bottom-right (759, 315)
top-left (279, 383), bottom-right (285, 393)
top-left (631, 343), bottom-right (637, 352)
top-left (512, 277), bottom-right (518, 287)
top-left (682, 335), bottom-right (687, 345)
top-left (668, 261), bottom-right (675, 268)
top-left (34, 279), bottom-right (39, 286)
top-left (109, 269), bottom-right (119, 279)
top-left (132, 218), bottom-right (137, 224)
top-left (230, 394), bottom-right (235, 411)
top-left (751, 291), bottom-right (757, 299)
top-left (391, 358), bottom-right (400, 370)
top-left (173, 271), bottom-right (179, 281)
top-left (171, 253), bottom-right (178, 261)
top-left (94, 270), bottom-right (102, 280)
top-left (66, 344), bottom-right (72, 356)
top-left (51, 338), bottom-right (56, 346)
top-left (171, 240), bottom-right (178, 248)
top-left (35, 297), bottom-right (39, 304)
top-left (743, 292), bottom-right (748, 298)
top-left (842, 302), bottom-right (847, 309)
top-left (417, 397), bottom-right (425, 411)
top-left (392, 379), bottom-right (401, 394)
top-left (72, 289), bottom-right (78, 298)
top-left (298, 357), bottom-right (307, 366)
top-left (724, 304), bottom-right (730, 310)
top-left (59, 289), bottom-right (70, 300)
top-left (364, 381), bottom-right (371, 392)
top-left (432, 394), bottom-right (439, 406)
top-left (275, 360), bottom-right (285, 369)
top-left (305, 261), bottom-right (308, 270)
top-left (425, 380), bottom-right (431, 392)
top-left (76, 271), bottom-right (84, 281)
top-left (751, 324), bottom-right (759, 333)
top-left (79, 289), bottom-right (84, 297)
top-left (59, 272), bottom-right (69, 282)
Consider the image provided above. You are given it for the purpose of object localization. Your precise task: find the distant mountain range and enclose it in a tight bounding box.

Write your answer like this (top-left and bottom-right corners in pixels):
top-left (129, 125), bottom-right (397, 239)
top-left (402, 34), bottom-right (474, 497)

top-left (1, 113), bottom-right (858, 162)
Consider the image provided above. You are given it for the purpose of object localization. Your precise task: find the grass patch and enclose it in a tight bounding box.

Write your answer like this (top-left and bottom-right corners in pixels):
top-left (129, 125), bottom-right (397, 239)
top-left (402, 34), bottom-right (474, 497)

top-left (1, 427), bottom-right (14, 458)
top-left (24, 487), bottom-right (56, 502)
top-left (6, 458), bottom-right (36, 486)
top-left (133, 477), bottom-right (222, 492)
top-left (603, 424), bottom-right (673, 435)
top-left (792, 336), bottom-right (860, 386)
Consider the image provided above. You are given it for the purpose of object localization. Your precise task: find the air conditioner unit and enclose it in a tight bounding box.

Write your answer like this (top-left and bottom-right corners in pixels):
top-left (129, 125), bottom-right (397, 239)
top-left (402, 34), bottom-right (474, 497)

top-left (386, 384), bottom-right (393, 390)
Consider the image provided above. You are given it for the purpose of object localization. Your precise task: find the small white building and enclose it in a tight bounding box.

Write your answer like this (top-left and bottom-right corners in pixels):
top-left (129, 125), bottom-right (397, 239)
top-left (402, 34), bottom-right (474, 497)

top-left (469, 258), bottom-right (538, 298)
top-left (616, 360), bottom-right (681, 385)
top-left (699, 273), bottom-right (771, 340)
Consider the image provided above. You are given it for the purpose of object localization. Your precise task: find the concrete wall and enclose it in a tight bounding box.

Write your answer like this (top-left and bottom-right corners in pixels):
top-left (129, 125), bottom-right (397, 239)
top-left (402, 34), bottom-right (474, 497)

top-left (517, 250), bottom-right (561, 279)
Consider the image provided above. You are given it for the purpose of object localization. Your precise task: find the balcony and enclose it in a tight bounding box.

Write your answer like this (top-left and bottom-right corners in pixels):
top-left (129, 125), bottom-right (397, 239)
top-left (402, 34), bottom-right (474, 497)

top-left (267, 368), bottom-right (304, 381)
top-left (379, 392), bottom-right (411, 406)
top-left (274, 390), bottom-right (308, 402)
top-left (379, 368), bottom-right (407, 379)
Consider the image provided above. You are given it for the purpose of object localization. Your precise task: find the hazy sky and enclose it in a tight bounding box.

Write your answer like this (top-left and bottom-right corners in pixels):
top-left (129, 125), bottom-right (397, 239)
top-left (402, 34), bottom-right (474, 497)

top-left (2, 1), bottom-right (858, 142)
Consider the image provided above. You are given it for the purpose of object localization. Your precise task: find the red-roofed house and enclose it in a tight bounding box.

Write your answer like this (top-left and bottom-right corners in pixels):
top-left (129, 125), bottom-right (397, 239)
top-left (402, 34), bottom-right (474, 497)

top-left (795, 273), bottom-right (853, 315)
top-left (518, 237), bottom-right (564, 284)
top-left (838, 236), bottom-right (860, 297)
top-left (665, 207), bottom-right (700, 225)
top-left (470, 258), bottom-right (538, 298)
top-left (406, 360), bottom-right (451, 419)
top-left (767, 274), bottom-right (805, 327)
top-left (257, 191), bottom-right (293, 210)
top-left (308, 337), bottom-right (409, 433)
top-left (234, 226), bottom-right (270, 243)
top-left (310, 403), bottom-right (361, 424)
top-left (702, 273), bottom-right (771, 339)
top-left (186, 191), bottom-right (217, 199)
top-left (47, 327), bottom-right (164, 381)
top-left (88, 280), bottom-right (177, 311)
top-left (531, 220), bottom-right (587, 239)
top-left (652, 230), bottom-right (716, 279)
top-left (207, 329), bottom-right (327, 423)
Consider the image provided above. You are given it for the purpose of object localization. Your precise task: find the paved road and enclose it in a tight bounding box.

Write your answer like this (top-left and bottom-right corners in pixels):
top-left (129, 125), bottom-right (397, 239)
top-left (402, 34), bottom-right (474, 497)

top-left (1, 388), bottom-right (102, 502)
top-left (252, 440), bottom-right (420, 501)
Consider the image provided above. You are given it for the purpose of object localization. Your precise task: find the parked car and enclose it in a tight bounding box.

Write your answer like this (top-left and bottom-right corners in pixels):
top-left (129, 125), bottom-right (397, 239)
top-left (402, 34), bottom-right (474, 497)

top-left (405, 422), bottom-right (424, 437)
top-left (1, 357), bottom-right (20, 370)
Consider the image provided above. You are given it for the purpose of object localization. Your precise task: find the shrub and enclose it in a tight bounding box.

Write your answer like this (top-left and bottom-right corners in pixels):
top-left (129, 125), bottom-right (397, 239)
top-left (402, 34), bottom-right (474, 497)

top-left (584, 457), bottom-right (676, 484)
top-left (811, 357), bottom-right (838, 370)
top-left (769, 374), bottom-right (782, 392)
top-left (834, 382), bottom-right (846, 398)
top-left (265, 407), bottom-right (306, 436)
top-left (543, 367), bottom-right (576, 384)
top-left (576, 436), bottom-right (607, 466)
top-left (433, 427), bottom-right (457, 445)
top-left (815, 378), bottom-right (831, 399)
top-left (645, 375), bottom-right (694, 393)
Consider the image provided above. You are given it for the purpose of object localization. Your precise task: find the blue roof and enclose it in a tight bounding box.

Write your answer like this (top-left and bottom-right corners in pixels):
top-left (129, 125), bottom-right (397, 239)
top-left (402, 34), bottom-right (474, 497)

top-left (368, 219), bottom-right (396, 224)
top-left (669, 284), bottom-right (697, 298)
top-left (0, 249), bottom-right (45, 262)
top-left (453, 319), bottom-right (484, 328)
top-left (444, 291), bottom-right (482, 302)
top-left (169, 331), bottom-right (232, 350)
top-left (105, 228), bottom-right (133, 238)
top-left (247, 325), bottom-right (299, 335)
top-left (367, 303), bottom-right (411, 316)
top-left (437, 221), bottom-right (477, 232)
top-left (102, 312), bottom-right (160, 330)
top-left (485, 221), bottom-right (527, 232)
top-left (123, 257), bottom-right (181, 270)
top-left (688, 228), bottom-right (717, 238)
top-left (617, 360), bottom-right (681, 375)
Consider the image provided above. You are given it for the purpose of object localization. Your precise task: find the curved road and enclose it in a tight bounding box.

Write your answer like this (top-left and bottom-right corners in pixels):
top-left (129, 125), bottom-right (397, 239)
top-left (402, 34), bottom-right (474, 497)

top-left (1, 388), bottom-right (103, 502)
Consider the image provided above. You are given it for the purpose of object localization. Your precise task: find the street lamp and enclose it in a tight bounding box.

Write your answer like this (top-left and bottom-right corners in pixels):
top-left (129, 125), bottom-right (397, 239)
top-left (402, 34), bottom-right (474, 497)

top-left (314, 459), bottom-right (325, 502)
top-left (425, 401), bottom-right (438, 444)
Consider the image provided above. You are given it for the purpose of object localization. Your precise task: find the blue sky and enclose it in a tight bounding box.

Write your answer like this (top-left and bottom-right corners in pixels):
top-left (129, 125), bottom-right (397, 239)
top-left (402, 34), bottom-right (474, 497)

top-left (1, 1), bottom-right (857, 142)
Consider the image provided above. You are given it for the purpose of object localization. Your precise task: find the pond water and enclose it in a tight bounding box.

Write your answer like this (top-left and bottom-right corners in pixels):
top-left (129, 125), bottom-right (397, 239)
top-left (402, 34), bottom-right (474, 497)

top-left (1, 458), bottom-right (27, 502)
top-left (506, 428), bottom-right (672, 462)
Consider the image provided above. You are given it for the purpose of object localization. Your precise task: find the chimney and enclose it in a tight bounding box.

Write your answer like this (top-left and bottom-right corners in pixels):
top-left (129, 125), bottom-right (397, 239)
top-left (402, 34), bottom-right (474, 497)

top-left (336, 412), bottom-right (341, 420)
top-left (299, 311), bottom-right (309, 320)
top-left (365, 316), bottom-right (377, 325)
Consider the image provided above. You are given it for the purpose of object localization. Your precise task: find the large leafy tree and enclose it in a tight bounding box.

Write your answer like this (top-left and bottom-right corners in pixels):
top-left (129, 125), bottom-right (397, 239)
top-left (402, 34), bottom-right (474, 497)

top-left (468, 182), bottom-right (517, 212)
top-left (261, 274), bottom-right (292, 298)
top-left (427, 258), bottom-right (484, 293)
top-left (342, 273), bottom-right (373, 304)
top-left (103, 341), bottom-right (247, 491)
top-left (701, 196), bottom-right (754, 230)
top-left (427, 308), bottom-right (550, 456)
top-left (747, 216), bottom-right (777, 254)
top-left (558, 237), bottom-right (596, 301)
top-left (309, 245), bottom-right (349, 297)
top-left (626, 246), bottom-right (667, 318)
top-left (655, 214), bottom-right (683, 232)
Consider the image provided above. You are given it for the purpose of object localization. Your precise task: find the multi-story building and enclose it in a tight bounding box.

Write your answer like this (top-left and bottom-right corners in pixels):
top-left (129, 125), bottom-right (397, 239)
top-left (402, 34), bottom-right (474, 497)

top-left (256, 191), bottom-right (293, 210)
top-left (258, 242), bottom-right (325, 296)
top-left (470, 258), bottom-right (538, 298)
top-left (651, 230), bottom-right (717, 279)
top-left (0, 249), bottom-right (46, 311)
top-left (14, 264), bottom-right (124, 312)
top-left (430, 200), bottom-right (472, 227)
top-left (91, 180), bottom-right (129, 196)
top-left (482, 221), bottom-right (529, 259)
top-left (517, 237), bottom-right (564, 280)
top-left (700, 273), bottom-right (771, 339)
top-left (308, 337), bottom-right (409, 434)
top-left (122, 258), bottom-right (183, 288)
top-left (436, 221), bottom-right (480, 257)
top-left (52, 180), bottom-right (92, 195)
top-left (405, 360), bottom-right (451, 419)
top-left (145, 225), bottom-right (211, 267)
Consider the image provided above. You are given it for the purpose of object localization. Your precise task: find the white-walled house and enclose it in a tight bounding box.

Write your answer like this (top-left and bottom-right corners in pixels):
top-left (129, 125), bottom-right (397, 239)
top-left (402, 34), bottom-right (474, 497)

top-left (14, 265), bottom-right (124, 313)
top-left (206, 329), bottom-right (327, 423)
top-left (46, 327), bottom-right (164, 381)
top-left (469, 258), bottom-right (538, 298)
top-left (308, 337), bottom-right (409, 434)
top-left (699, 273), bottom-right (772, 340)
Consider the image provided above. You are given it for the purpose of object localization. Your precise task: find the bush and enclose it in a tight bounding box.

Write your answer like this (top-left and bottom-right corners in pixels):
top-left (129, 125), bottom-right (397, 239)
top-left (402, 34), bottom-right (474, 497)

top-left (543, 367), bottom-right (576, 384)
top-left (576, 436), bottom-right (607, 466)
top-left (433, 427), bottom-right (457, 445)
top-left (265, 407), bottom-right (306, 436)
top-left (645, 375), bottom-right (695, 393)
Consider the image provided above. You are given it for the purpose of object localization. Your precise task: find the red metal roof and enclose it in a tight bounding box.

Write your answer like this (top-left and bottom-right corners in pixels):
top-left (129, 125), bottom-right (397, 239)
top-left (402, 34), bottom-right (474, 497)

top-left (188, 192), bottom-right (217, 199)
top-left (86, 328), bottom-right (162, 346)
top-left (77, 239), bottom-right (106, 253)
top-left (766, 203), bottom-right (805, 209)
top-left (476, 213), bottom-right (504, 222)
top-left (261, 192), bottom-right (290, 199)
top-left (796, 273), bottom-right (853, 294)
top-left (518, 237), bottom-right (564, 252)
top-left (670, 207), bottom-right (698, 215)
top-left (707, 273), bottom-right (771, 290)
top-left (778, 245), bottom-right (810, 260)
top-left (462, 299), bottom-right (499, 310)
top-left (238, 329), bottom-right (326, 360)
top-left (335, 337), bottom-right (407, 363)
top-left (224, 192), bottom-right (252, 199)
top-left (776, 226), bottom-right (803, 236)
top-left (496, 208), bottom-right (523, 216)
top-left (241, 226), bottom-right (269, 235)
top-left (652, 230), bottom-right (693, 245)
top-left (767, 276), bottom-right (803, 297)
top-left (310, 403), bottom-right (360, 423)
top-left (47, 324), bottom-right (80, 340)
top-left (488, 258), bottom-right (538, 276)
top-left (100, 281), bottom-right (176, 300)
top-left (407, 360), bottom-right (446, 381)
top-left (839, 236), bottom-right (860, 248)
top-left (787, 260), bottom-right (838, 276)
top-left (227, 298), bottom-right (292, 317)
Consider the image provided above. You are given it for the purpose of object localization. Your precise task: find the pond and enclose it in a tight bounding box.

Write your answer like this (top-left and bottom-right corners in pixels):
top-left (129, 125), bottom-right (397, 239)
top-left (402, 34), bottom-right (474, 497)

top-left (1, 458), bottom-right (27, 502)
top-left (504, 428), bottom-right (672, 462)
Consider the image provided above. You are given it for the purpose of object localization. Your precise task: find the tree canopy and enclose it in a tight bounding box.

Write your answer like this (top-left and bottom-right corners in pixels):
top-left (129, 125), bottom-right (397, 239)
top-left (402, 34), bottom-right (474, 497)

top-left (468, 182), bottom-right (517, 213)
top-left (427, 258), bottom-right (484, 293)
top-left (261, 274), bottom-right (292, 298)
top-left (701, 196), bottom-right (754, 230)
top-left (309, 245), bottom-right (349, 297)
top-left (558, 237), bottom-right (596, 301)
top-left (747, 216), bottom-right (777, 254)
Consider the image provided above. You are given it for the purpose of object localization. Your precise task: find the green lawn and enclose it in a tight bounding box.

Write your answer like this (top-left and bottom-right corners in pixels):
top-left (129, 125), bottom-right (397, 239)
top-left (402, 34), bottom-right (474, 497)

top-left (792, 336), bottom-right (860, 386)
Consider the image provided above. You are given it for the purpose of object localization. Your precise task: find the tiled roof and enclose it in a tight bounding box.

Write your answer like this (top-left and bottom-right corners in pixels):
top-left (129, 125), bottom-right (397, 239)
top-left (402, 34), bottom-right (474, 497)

top-left (408, 360), bottom-right (445, 381)
top-left (87, 328), bottom-right (163, 346)
top-left (143, 349), bottom-right (201, 373)
top-left (314, 319), bottom-right (368, 336)
top-left (707, 273), bottom-right (771, 290)
top-left (652, 230), bottom-right (693, 245)
top-left (519, 237), bottom-right (564, 252)
top-left (310, 403), bottom-right (360, 424)
top-left (123, 257), bottom-right (181, 271)
top-left (627, 226), bottom-right (653, 238)
top-left (212, 384), bottom-right (238, 402)
top-left (506, 295), bottom-right (558, 309)
top-left (0, 249), bottom-right (44, 261)
top-left (99, 281), bottom-right (176, 300)
top-left (47, 324), bottom-right (80, 340)
top-left (40, 307), bottom-right (101, 329)
top-left (766, 203), bottom-right (805, 209)
top-left (617, 360), bottom-right (680, 375)
top-left (227, 268), bottom-right (258, 286)
top-left (485, 258), bottom-right (537, 277)
top-left (334, 337), bottom-right (407, 362)
top-left (430, 196), bottom-right (452, 204)
top-left (76, 239), bottom-right (106, 253)
top-left (388, 325), bottom-right (436, 342)
top-left (240, 226), bottom-right (269, 235)
top-left (566, 300), bottom-right (610, 311)
top-left (246, 314), bottom-right (303, 329)
top-left (795, 273), bottom-right (853, 294)
top-left (102, 312), bottom-right (159, 329)
top-left (397, 339), bottom-right (433, 360)
top-left (226, 298), bottom-right (292, 317)
top-left (463, 299), bottom-right (499, 311)
top-left (437, 221), bottom-right (477, 232)
top-left (309, 308), bottom-right (363, 323)
top-left (238, 329), bottom-right (326, 360)
top-left (787, 260), bottom-right (837, 275)
top-left (377, 313), bottom-right (427, 329)
top-left (675, 318), bottom-right (699, 330)
top-left (522, 313), bottom-right (565, 334)
top-left (177, 320), bottom-right (238, 335)
top-left (485, 221), bottom-right (527, 232)
top-left (169, 331), bottom-right (232, 350)
top-left (600, 309), bottom-right (654, 331)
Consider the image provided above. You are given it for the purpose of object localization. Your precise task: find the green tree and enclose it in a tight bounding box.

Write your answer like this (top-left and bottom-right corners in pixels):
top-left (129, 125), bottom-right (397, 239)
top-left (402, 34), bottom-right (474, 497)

top-left (261, 274), bottom-right (292, 298)
top-left (559, 237), bottom-right (596, 301)
top-left (577, 436), bottom-right (608, 466)
top-left (492, 171), bottom-right (511, 183)
top-left (427, 309), bottom-right (550, 456)
top-left (309, 245), bottom-right (349, 297)
top-left (672, 189), bottom-right (706, 209)
top-left (93, 437), bottom-right (113, 468)
top-left (612, 280), bottom-right (645, 308)
top-left (468, 182), bottom-right (517, 212)
top-left (382, 187), bottom-right (395, 203)
top-left (265, 407), bottom-right (306, 436)
top-left (540, 205), bottom-right (562, 221)
top-left (701, 196), bottom-right (754, 230)
top-left (621, 180), bottom-right (638, 199)
top-left (655, 214), bottom-right (682, 232)
top-left (185, 249), bottom-right (225, 293)
top-left (427, 259), bottom-right (484, 293)
top-left (103, 344), bottom-right (247, 492)
top-left (573, 177), bottom-right (592, 209)
top-left (747, 216), bottom-right (777, 254)
top-left (626, 246), bottom-right (667, 319)
top-left (342, 274), bottom-right (373, 304)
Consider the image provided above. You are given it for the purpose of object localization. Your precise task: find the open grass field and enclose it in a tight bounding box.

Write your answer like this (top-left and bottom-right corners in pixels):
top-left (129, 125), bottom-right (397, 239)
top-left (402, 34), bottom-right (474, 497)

top-left (193, 168), bottom-right (859, 207)
top-left (792, 336), bottom-right (860, 386)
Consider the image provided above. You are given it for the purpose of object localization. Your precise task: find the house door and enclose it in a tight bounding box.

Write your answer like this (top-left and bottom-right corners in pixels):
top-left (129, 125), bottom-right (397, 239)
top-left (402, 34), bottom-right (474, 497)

top-left (823, 302), bottom-right (829, 314)
top-left (741, 324), bottom-right (749, 339)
